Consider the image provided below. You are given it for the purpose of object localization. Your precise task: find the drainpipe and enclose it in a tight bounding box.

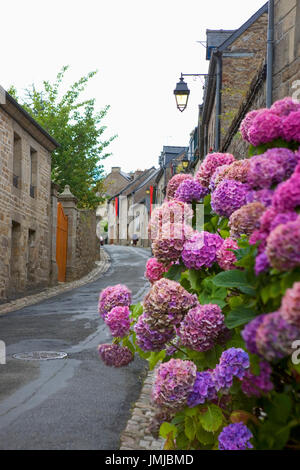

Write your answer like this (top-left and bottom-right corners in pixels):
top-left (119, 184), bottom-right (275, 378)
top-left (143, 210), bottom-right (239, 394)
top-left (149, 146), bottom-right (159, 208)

top-left (215, 52), bottom-right (222, 151)
top-left (266, 0), bottom-right (275, 108)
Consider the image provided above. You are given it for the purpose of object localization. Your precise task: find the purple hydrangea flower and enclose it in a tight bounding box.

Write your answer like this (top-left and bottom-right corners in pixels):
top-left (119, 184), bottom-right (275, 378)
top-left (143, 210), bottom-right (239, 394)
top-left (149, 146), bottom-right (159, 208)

top-left (211, 179), bottom-right (250, 218)
top-left (241, 361), bottom-right (273, 397)
top-left (176, 304), bottom-right (225, 352)
top-left (282, 111), bottom-right (300, 142)
top-left (166, 174), bottom-right (193, 200)
top-left (248, 148), bottom-right (299, 189)
top-left (152, 359), bottom-right (197, 411)
top-left (182, 231), bottom-right (224, 270)
top-left (98, 343), bottom-right (134, 367)
top-left (246, 189), bottom-right (274, 208)
top-left (248, 110), bottom-right (283, 146)
top-left (98, 284), bottom-right (132, 319)
top-left (209, 164), bottom-right (230, 192)
top-left (175, 178), bottom-right (209, 203)
top-left (241, 315), bottom-right (266, 355)
top-left (256, 311), bottom-right (300, 362)
top-left (105, 306), bottom-right (131, 338)
top-left (187, 371), bottom-right (217, 407)
top-left (218, 423), bottom-right (253, 450)
top-left (134, 313), bottom-right (175, 351)
top-left (213, 348), bottom-right (250, 391)
top-left (255, 252), bottom-right (270, 276)
top-left (269, 211), bottom-right (298, 232)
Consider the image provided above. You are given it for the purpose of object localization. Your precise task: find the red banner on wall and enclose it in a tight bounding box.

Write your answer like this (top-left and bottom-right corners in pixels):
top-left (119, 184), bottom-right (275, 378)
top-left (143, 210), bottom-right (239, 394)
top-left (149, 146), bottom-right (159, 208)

top-left (115, 197), bottom-right (118, 218)
top-left (150, 186), bottom-right (153, 216)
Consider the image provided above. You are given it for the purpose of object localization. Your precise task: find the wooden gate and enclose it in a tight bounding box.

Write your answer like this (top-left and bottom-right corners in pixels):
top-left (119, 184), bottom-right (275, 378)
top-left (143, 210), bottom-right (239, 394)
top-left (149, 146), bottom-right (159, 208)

top-left (56, 202), bottom-right (68, 282)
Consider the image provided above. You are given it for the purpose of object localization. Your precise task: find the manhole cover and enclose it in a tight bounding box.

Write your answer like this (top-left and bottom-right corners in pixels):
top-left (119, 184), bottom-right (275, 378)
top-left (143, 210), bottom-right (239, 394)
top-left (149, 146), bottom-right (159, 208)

top-left (13, 351), bottom-right (67, 361)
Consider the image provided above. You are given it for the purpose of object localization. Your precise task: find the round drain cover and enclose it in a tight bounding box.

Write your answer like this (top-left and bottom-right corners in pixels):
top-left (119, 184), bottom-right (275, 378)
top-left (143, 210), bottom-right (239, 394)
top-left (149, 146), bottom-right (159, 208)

top-left (13, 351), bottom-right (67, 361)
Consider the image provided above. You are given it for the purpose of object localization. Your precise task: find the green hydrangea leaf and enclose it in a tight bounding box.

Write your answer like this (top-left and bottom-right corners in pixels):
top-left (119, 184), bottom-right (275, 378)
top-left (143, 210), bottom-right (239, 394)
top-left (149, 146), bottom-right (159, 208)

top-left (199, 404), bottom-right (223, 432)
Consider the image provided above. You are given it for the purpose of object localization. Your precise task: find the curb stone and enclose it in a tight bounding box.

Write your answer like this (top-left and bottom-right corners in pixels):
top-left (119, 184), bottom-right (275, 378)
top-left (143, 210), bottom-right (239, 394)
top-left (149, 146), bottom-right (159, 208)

top-left (120, 368), bottom-right (164, 450)
top-left (0, 249), bottom-right (111, 316)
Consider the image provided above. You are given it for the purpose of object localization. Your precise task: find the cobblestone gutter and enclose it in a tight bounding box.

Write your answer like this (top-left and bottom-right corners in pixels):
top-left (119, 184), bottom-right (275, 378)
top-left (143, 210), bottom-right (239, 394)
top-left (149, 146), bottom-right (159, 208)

top-left (0, 249), bottom-right (111, 316)
top-left (120, 368), bottom-right (164, 450)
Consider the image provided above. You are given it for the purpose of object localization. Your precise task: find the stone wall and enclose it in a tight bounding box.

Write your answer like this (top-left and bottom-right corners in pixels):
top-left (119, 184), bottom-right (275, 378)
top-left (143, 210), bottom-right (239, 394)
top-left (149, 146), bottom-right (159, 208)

top-left (0, 107), bottom-right (52, 301)
top-left (220, 12), bottom-right (268, 148)
top-left (273, 0), bottom-right (300, 101)
top-left (58, 186), bottom-right (99, 282)
top-left (75, 210), bottom-right (99, 280)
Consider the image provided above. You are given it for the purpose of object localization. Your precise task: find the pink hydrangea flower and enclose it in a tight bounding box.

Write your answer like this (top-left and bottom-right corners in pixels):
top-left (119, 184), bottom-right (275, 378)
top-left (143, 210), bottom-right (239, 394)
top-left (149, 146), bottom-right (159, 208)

top-left (151, 223), bottom-right (194, 265)
top-left (98, 344), bottom-right (134, 367)
top-left (272, 171), bottom-right (300, 213)
top-left (240, 109), bottom-right (265, 142)
top-left (271, 97), bottom-right (300, 117)
top-left (152, 359), bottom-right (197, 411)
top-left (148, 200), bottom-right (193, 242)
top-left (195, 153), bottom-right (235, 188)
top-left (166, 173), bottom-right (193, 200)
top-left (143, 278), bottom-right (198, 318)
top-left (266, 216), bottom-right (300, 271)
top-left (281, 282), bottom-right (300, 328)
top-left (216, 238), bottom-right (239, 271)
top-left (105, 306), bottom-right (131, 338)
top-left (249, 230), bottom-right (268, 254)
top-left (98, 284), bottom-right (132, 319)
top-left (216, 159), bottom-right (250, 186)
top-left (145, 258), bottom-right (171, 284)
top-left (248, 110), bottom-right (283, 146)
top-left (282, 111), bottom-right (300, 142)
top-left (182, 231), bottom-right (224, 270)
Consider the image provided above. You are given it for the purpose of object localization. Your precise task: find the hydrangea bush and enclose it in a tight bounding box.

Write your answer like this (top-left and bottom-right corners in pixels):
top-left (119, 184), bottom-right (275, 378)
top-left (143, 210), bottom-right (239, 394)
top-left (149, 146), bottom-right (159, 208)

top-left (97, 97), bottom-right (300, 451)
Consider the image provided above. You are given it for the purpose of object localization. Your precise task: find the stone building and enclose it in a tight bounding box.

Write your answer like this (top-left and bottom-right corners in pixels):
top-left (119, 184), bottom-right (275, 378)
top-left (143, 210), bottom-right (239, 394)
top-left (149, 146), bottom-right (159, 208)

top-left (197, 2), bottom-right (269, 164)
top-left (154, 146), bottom-right (189, 205)
top-left (273, 0), bottom-right (300, 101)
top-left (0, 91), bottom-right (59, 301)
top-left (107, 167), bottom-right (159, 247)
top-left (194, 0), bottom-right (300, 167)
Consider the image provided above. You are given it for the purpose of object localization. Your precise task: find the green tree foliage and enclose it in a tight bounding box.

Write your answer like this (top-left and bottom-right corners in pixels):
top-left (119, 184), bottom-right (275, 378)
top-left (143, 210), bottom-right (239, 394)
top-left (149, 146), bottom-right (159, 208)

top-left (8, 66), bottom-right (116, 208)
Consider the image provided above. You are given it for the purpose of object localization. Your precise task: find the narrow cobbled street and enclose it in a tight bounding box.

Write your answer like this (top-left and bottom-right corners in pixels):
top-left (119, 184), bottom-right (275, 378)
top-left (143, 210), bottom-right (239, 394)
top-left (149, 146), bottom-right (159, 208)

top-left (0, 246), bottom-right (150, 450)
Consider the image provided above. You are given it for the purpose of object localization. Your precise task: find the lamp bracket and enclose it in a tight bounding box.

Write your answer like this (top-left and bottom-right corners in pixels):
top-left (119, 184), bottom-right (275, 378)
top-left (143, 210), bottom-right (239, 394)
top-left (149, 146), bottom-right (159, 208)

top-left (180, 73), bottom-right (216, 80)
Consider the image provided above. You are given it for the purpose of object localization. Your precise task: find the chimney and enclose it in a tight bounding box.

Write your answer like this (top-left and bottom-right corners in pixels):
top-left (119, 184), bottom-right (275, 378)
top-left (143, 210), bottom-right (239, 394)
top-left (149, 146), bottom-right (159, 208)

top-left (111, 167), bottom-right (121, 173)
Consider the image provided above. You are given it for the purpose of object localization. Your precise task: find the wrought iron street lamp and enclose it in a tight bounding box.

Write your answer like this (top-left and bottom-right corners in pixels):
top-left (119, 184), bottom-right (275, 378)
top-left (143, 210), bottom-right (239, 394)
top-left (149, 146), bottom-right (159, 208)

top-left (174, 76), bottom-right (190, 112)
top-left (174, 73), bottom-right (210, 112)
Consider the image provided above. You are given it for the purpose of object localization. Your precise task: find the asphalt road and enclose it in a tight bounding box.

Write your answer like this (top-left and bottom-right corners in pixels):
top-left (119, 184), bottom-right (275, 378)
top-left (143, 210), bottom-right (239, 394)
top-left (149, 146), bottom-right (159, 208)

top-left (0, 246), bottom-right (151, 450)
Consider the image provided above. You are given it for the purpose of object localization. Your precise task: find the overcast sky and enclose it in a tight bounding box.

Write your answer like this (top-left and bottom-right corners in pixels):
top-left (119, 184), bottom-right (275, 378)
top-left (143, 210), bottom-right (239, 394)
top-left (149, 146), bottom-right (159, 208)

top-left (1, 0), bottom-right (267, 173)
